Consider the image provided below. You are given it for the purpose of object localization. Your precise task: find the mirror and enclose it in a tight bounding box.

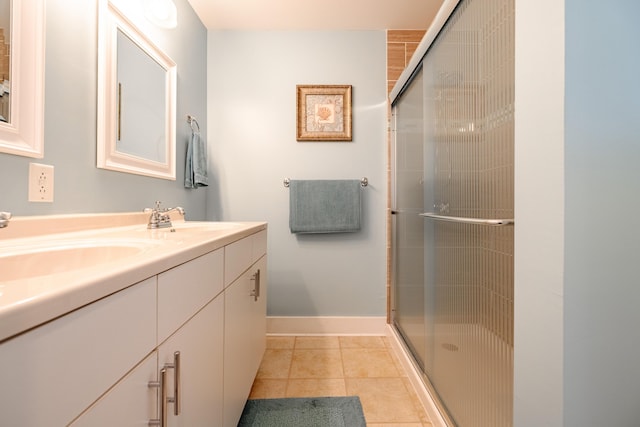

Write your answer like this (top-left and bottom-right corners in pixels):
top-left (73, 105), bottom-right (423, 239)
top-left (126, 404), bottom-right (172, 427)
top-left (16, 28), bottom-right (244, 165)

top-left (0, 0), bottom-right (11, 123)
top-left (97, 0), bottom-right (176, 180)
top-left (0, 0), bottom-right (45, 158)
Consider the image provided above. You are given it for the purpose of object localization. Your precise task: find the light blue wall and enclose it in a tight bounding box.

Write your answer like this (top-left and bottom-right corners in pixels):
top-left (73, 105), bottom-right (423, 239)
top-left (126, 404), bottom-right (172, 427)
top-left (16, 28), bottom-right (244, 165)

top-left (206, 31), bottom-right (388, 316)
top-left (516, 0), bottom-right (640, 425)
top-left (564, 1), bottom-right (640, 425)
top-left (0, 0), bottom-right (208, 219)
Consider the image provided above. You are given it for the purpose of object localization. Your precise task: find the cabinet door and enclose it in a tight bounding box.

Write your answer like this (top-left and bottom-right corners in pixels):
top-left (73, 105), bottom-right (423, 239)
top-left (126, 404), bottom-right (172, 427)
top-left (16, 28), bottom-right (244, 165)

top-left (223, 255), bottom-right (267, 427)
top-left (70, 352), bottom-right (158, 427)
top-left (0, 277), bottom-right (156, 426)
top-left (158, 296), bottom-right (224, 427)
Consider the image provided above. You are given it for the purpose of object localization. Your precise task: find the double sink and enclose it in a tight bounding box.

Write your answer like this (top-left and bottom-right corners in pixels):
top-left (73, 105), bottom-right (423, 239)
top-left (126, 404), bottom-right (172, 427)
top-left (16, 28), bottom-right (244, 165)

top-left (0, 213), bottom-right (266, 342)
top-left (0, 221), bottom-right (241, 282)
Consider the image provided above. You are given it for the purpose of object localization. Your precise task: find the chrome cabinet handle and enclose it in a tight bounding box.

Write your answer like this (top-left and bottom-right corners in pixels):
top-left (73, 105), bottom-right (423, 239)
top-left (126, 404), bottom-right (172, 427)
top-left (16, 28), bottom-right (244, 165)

top-left (419, 212), bottom-right (514, 226)
top-left (173, 351), bottom-right (181, 416)
top-left (151, 350), bottom-right (181, 426)
top-left (163, 351), bottom-right (181, 416)
top-left (148, 367), bottom-right (168, 427)
top-left (250, 269), bottom-right (261, 301)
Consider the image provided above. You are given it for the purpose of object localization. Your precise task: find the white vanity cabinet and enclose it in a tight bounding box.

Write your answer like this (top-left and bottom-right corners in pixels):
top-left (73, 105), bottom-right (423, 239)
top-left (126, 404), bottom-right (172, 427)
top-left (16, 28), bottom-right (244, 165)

top-left (0, 224), bottom-right (267, 427)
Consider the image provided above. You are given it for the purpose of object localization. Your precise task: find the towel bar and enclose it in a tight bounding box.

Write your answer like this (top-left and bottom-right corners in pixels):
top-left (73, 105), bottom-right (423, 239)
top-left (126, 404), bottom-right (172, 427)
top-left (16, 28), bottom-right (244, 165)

top-left (284, 177), bottom-right (368, 188)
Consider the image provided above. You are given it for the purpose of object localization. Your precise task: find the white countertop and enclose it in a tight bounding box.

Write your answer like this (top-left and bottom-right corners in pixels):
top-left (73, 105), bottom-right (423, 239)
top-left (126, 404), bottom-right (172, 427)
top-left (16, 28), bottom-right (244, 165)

top-left (0, 213), bottom-right (267, 343)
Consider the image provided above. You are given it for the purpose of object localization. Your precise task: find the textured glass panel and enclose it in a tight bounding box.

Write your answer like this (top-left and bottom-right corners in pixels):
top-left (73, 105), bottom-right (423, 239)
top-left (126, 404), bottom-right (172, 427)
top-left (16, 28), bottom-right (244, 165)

top-left (392, 67), bottom-right (427, 370)
top-left (392, 0), bottom-right (514, 426)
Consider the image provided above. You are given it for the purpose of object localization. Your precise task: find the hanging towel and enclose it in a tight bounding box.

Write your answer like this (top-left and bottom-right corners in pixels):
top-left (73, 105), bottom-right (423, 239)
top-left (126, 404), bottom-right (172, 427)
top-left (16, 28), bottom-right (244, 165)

top-left (185, 130), bottom-right (208, 188)
top-left (289, 180), bottom-right (361, 234)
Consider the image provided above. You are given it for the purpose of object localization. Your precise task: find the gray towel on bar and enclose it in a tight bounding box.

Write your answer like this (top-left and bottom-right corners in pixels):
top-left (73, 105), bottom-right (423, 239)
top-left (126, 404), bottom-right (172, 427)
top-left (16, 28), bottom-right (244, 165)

top-left (185, 131), bottom-right (208, 188)
top-left (289, 180), bottom-right (361, 234)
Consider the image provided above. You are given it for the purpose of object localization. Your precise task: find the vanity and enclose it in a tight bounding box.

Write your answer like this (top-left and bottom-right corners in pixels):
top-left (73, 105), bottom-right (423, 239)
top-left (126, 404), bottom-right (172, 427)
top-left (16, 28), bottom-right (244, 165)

top-left (0, 213), bottom-right (267, 426)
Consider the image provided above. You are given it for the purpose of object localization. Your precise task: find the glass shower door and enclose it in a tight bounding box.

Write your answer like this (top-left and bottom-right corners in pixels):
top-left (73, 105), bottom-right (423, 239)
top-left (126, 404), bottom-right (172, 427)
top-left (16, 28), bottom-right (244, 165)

top-left (392, 0), bottom-right (514, 426)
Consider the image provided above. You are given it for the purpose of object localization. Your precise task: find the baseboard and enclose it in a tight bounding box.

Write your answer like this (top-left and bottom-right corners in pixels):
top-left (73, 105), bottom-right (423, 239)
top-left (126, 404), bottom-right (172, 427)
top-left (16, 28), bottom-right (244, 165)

top-left (386, 324), bottom-right (448, 427)
top-left (266, 316), bottom-right (387, 336)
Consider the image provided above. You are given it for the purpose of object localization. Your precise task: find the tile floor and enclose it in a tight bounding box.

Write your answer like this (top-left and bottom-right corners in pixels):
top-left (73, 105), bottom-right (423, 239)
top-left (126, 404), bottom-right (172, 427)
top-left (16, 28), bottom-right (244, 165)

top-left (248, 335), bottom-right (433, 426)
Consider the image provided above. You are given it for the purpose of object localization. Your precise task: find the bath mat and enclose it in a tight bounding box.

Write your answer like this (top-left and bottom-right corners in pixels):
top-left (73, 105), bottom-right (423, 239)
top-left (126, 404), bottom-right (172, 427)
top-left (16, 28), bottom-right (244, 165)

top-left (237, 396), bottom-right (366, 427)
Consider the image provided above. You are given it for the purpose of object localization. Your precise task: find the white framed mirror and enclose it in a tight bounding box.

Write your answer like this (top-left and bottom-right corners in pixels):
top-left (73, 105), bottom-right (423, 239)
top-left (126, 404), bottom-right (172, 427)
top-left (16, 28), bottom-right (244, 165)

top-left (0, 0), bottom-right (45, 158)
top-left (97, 0), bottom-right (177, 180)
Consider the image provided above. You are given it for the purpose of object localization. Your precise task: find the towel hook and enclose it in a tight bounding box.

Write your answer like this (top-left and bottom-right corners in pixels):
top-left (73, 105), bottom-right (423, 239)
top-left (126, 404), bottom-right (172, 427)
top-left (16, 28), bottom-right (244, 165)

top-left (187, 115), bottom-right (200, 133)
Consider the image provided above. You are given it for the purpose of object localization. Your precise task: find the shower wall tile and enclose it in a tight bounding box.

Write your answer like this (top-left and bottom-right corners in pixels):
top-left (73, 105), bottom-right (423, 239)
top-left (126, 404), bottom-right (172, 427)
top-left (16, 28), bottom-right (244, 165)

top-left (386, 30), bottom-right (426, 95)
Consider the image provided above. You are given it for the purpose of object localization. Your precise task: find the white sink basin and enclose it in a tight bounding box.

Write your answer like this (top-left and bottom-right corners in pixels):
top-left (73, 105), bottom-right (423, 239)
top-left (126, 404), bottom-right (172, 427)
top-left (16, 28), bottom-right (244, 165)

top-left (0, 238), bottom-right (160, 282)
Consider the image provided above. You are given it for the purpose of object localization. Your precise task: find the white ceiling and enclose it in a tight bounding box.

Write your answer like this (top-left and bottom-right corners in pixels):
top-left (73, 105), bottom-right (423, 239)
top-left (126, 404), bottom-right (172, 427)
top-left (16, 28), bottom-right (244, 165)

top-left (186, 0), bottom-right (444, 30)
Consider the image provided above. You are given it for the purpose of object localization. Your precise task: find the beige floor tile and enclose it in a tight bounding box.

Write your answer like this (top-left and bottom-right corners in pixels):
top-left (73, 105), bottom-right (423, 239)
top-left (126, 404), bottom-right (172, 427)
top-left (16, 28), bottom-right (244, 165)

top-left (346, 378), bottom-right (423, 424)
top-left (388, 346), bottom-right (409, 378)
top-left (248, 379), bottom-right (287, 399)
top-left (285, 378), bottom-right (347, 397)
top-left (266, 336), bottom-right (295, 349)
top-left (401, 377), bottom-right (431, 424)
top-left (339, 336), bottom-right (386, 349)
top-left (289, 348), bottom-right (344, 378)
top-left (342, 348), bottom-right (400, 378)
top-left (294, 336), bottom-right (340, 349)
top-left (255, 348), bottom-right (292, 379)
top-left (250, 336), bottom-right (432, 426)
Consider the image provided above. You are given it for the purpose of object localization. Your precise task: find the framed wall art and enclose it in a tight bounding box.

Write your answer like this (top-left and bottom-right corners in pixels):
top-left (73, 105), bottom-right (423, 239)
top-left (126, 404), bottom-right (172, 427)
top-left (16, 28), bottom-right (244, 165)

top-left (296, 85), bottom-right (352, 141)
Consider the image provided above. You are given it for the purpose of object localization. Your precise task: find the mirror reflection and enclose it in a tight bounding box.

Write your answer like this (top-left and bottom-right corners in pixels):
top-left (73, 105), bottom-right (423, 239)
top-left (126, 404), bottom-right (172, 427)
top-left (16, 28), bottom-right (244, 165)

top-left (0, 0), bottom-right (11, 123)
top-left (0, 0), bottom-right (44, 158)
top-left (116, 29), bottom-right (166, 163)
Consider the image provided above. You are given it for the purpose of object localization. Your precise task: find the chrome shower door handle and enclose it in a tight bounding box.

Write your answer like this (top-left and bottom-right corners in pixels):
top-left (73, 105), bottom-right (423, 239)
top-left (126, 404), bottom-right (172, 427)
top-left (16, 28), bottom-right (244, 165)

top-left (419, 212), bottom-right (514, 226)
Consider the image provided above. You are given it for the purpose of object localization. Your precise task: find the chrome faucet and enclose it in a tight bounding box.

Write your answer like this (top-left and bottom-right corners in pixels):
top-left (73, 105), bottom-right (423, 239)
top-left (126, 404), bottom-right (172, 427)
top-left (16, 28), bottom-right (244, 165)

top-left (144, 201), bottom-right (185, 229)
top-left (0, 211), bottom-right (11, 228)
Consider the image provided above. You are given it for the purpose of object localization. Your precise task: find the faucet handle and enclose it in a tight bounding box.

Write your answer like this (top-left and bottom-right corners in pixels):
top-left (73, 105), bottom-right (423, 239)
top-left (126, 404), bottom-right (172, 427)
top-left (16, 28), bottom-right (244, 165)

top-left (143, 201), bottom-right (163, 214)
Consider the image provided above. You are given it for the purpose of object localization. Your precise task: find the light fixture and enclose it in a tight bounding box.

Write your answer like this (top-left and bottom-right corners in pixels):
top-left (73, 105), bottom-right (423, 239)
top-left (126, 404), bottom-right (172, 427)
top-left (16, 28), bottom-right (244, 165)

top-left (144, 0), bottom-right (177, 29)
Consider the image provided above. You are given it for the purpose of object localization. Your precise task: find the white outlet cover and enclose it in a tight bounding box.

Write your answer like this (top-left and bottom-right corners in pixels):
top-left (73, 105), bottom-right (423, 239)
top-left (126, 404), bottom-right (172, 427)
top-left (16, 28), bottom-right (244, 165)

top-left (28, 163), bottom-right (54, 202)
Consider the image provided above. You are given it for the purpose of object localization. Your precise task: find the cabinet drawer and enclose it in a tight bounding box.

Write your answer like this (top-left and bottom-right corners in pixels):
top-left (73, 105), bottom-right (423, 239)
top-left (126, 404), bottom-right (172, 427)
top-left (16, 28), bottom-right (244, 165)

top-left (225, 231), bottom-right (267, 288)
top-left (251, 230), bottom-right (267, 264)
top-left (0, 277), bottom-right (156, 426)
top-left (224, 235), bottom-right (252, 287)
top-left (157, 248), bottom-right (223, 344)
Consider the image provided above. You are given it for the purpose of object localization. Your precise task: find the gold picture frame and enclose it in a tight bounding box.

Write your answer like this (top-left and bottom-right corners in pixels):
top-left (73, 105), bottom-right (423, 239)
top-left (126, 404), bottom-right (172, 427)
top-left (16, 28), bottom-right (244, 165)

top-left (296, 85), bottom-right (352, 141)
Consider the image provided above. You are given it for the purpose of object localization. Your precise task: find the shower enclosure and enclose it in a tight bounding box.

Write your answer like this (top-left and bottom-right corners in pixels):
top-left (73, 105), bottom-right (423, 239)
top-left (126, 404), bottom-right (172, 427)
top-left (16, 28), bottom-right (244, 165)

top-left (390, 0), bottom-right (514, 426)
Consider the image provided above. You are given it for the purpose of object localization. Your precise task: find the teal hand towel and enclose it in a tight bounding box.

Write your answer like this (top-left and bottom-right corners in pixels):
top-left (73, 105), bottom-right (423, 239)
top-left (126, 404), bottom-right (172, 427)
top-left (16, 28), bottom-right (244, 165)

top-left (185, 131), bottom-right (208, 188)
top-left (289, 180), bottom-right (361, 233)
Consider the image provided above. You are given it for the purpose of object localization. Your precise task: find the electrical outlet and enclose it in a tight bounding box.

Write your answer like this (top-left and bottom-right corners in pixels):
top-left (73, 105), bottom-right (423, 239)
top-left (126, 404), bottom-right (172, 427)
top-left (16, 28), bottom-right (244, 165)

top-left (28, 163), bottom-right (54, 203)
